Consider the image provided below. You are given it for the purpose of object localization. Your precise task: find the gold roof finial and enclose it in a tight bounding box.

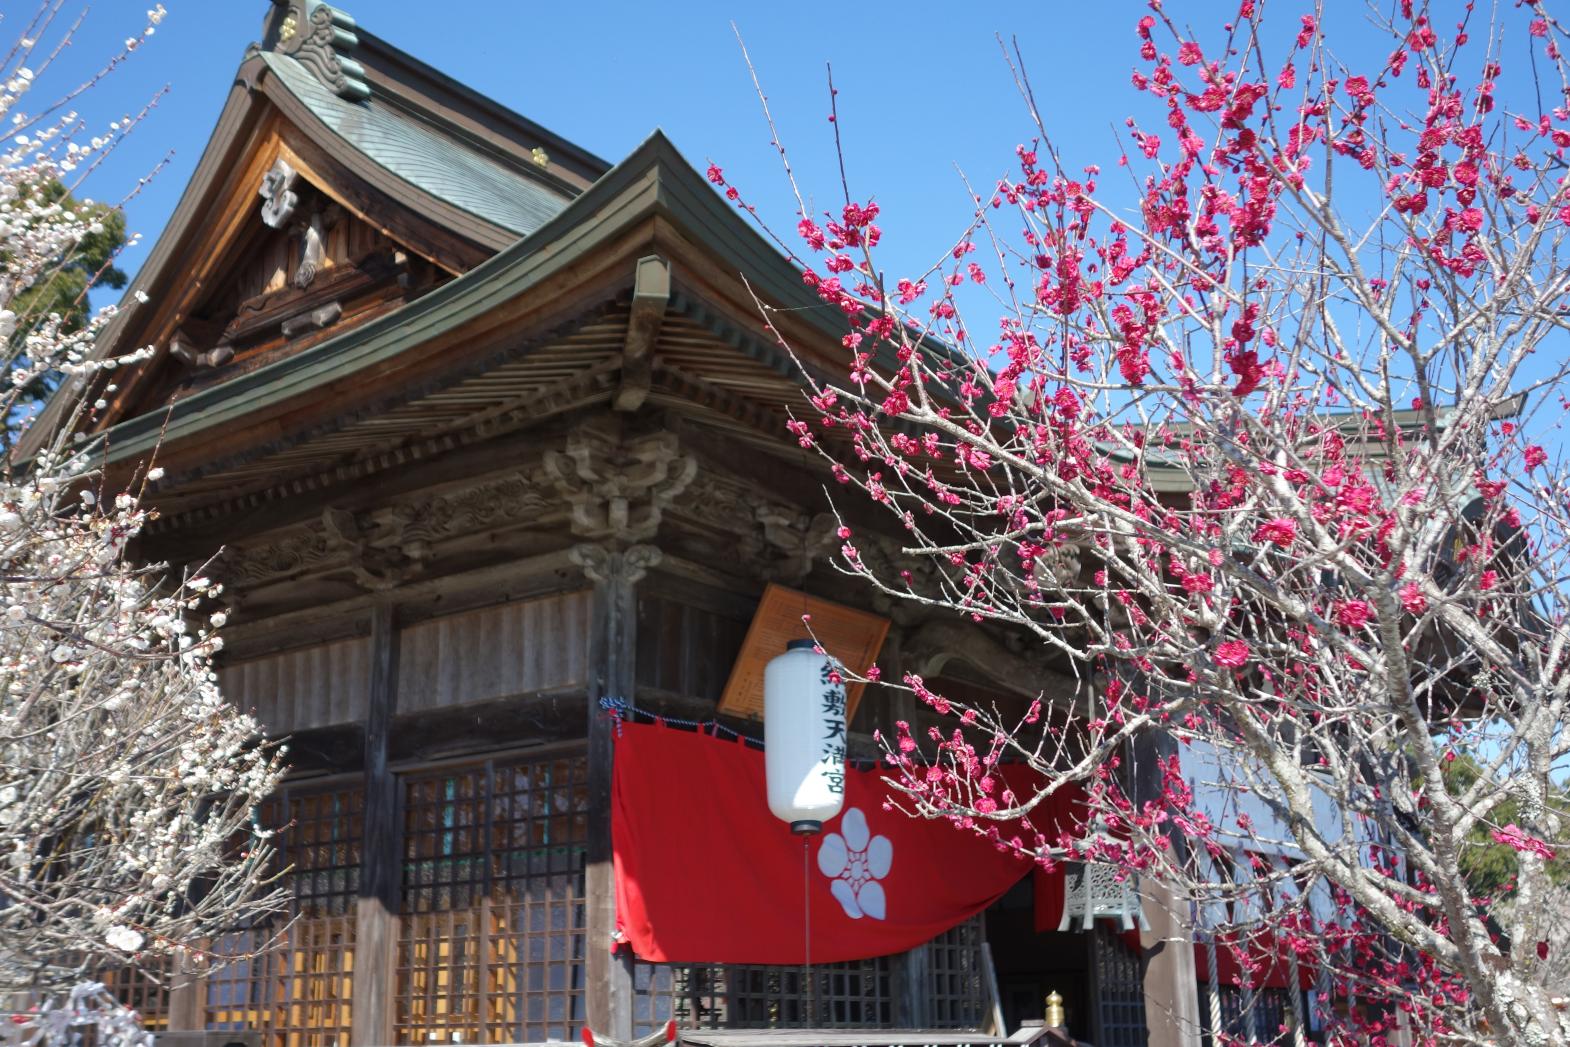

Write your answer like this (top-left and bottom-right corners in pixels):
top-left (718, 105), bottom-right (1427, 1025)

top-left (1045, 990), bottom-right (1065, 1029)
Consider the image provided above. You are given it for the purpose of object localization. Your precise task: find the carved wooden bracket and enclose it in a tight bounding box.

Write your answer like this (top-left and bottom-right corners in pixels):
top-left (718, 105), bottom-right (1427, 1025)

top-left (169, 320), bottom-right (234, 369)
top-left (569, 543), bottom-right (663, 586)
top-left (545, 430), bottom-right (696, 541)
top-left (321, 506), bottom-right (429, 591)
top-left (295, 211), bottom-right (327, 289)
top-left (280, 301), bottom-right (343, 338)
top-left (614, 255), bottom-right (671, 413)
top-left (666, 471), bottom-right (843, 583)
top-left (755, 505), bottom-right (838, 584)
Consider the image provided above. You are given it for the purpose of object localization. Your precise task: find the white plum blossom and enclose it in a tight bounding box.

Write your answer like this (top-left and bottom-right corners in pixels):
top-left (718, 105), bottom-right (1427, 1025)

top-left (0, 3), bottom-right (284, 1000)
top-left (102, 928), bottom-right (142, 954)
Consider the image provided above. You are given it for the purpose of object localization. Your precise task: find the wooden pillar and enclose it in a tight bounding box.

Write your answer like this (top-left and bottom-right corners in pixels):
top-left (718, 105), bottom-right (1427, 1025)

top-left (351, 603), bottom-right (400, 1047)
top-left (1140, 877), bottom-right (1202, 1047)
top-left (165, 956), bottom-right (205, 1031)
top-left (1132, 729), bottom-right (1202, 1047)
top-left (894, 944), bottom-right (930, 1029)
top-left (576, 544), bottom-right (657, 1041)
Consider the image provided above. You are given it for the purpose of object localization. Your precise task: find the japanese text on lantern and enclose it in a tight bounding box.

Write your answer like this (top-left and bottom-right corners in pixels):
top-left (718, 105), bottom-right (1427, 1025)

top-left (821, 658), bottom-right (847, 794)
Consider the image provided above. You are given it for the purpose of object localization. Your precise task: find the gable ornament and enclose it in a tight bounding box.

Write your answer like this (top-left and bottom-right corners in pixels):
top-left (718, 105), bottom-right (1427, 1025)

top-left (264, 0), bottom-right (371, 102)
top-left (258, 159), bottom-right (343, 292)
top-left (258, 158), bottom-right (298, 229)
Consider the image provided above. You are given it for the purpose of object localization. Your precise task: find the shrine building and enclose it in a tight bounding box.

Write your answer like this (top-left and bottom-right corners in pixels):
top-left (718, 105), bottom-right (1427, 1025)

top-left (21, 4), bottom-right (1281, 1046)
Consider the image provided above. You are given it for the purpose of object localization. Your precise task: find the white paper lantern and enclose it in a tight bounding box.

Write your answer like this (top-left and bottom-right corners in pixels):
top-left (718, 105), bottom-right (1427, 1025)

top-left (764, 639), bottom-right (848, 834)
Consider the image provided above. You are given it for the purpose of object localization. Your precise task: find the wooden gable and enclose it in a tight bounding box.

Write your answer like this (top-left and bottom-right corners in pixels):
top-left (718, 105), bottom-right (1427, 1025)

top-left (112, 132), bottom-right (452, 421)
top-left (27, 14), bottom-right (590, 458)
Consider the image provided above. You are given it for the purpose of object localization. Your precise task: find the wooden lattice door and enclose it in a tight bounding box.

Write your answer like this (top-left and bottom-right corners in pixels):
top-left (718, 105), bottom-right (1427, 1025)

top-left (1089, 924), bottom-right (1148, 1047)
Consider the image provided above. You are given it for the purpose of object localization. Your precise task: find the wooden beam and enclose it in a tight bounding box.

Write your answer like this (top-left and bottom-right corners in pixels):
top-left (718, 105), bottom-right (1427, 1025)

top-left (350, 602), bottom-right (400, 1047)
top-left (219, 547), bottom-right (582, 658)
top-left (614, 255), bottom-right (670, 412)
top-left (905, 617), bottom-right (1087, 713)
top-left (576, 543), bottom-right (658, 1040)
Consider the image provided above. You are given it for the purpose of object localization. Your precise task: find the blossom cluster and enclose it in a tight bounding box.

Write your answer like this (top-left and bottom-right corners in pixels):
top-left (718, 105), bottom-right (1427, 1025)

top-left (733, 0), bottom-right (1570, 1042)
top-left (0, 7), bottom-right (283, 996)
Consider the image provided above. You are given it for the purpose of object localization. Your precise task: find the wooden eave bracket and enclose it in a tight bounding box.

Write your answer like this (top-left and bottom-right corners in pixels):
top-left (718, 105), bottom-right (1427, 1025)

top-left (614, 254), bottom-right (670, 412)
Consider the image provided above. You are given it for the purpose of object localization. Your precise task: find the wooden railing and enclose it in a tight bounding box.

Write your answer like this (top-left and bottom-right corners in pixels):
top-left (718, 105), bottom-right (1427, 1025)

top-left (569, 1023), bottom-right (1087, 1047)
top-left (678, 1029), bottom-right (1077, 1047)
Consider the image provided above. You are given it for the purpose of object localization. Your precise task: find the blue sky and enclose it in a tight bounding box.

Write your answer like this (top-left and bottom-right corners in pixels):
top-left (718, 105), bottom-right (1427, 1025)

top-left (37, 0), bottom-right (1553, 408)
top-left (43, 0), bottom-right (1151, 295)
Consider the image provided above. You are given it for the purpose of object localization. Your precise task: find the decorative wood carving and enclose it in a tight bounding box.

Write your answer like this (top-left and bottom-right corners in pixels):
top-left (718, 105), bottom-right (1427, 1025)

top-left (295, 211), bottom-right (327, 289)
top-left (668, 470), bottom-right (836, 583)
top-left (1035, 542), bottom-right (1085, 586)
top-left (569, 543), bottom-right (663, 586)
top-left (545, 430), bottom-right (696, 541)
top-left (614, 256), bottom-right (670, 413)
top-left (222, 470), bottom-right (550, 590)
top-left (218, 432), bottom-right (865, 598)
top-left (259, 158), bottom-right (299, 229)
top-left (267, 0), bottom-right (371, 102)
top-left (321, 506), bottom-right (428, 591)
top-left (755, 505), bottom-right (838, 584)
top-left (223, 526), bottom-right (337, 587)
top-left (224, 247), bottom-right (401, 345)
top-left (280, 301), bottom-right (342, 338)
top-left (169, 321), bottom-right (236, 370)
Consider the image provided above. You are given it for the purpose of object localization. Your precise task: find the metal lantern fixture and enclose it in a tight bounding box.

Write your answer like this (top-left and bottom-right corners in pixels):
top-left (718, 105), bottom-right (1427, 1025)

top-left (764, 639), bottom-right (848, 835)
top-left (1058, 847), bottom-right (1151, 933)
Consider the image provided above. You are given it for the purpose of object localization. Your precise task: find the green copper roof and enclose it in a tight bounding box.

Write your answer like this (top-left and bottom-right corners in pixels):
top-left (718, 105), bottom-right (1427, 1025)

top-left (262, 51), bottom-right (568, 236)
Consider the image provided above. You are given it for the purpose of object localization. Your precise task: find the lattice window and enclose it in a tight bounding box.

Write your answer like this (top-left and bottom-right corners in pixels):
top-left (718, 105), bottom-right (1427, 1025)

top-left (205, 782), bottom-right (362, 1047)
top-left (635, 956), bottom-right (894, 1032)
top-left (634, 914), bottom-right (997, 1035)
top-left (99, 959), bottom-right (172, 1032)
top-left (1091, 924), bottom-right (1147, 1047)
top-left (395, 750), bottom-right (589, 1045)
top-left (927, 917), bottom-right (987, 1029)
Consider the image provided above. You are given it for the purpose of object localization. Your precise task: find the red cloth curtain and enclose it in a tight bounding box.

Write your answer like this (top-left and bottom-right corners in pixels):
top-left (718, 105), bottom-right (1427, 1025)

top-left (612, 721), bottom-right (1082, 964)
top-left (1194, 930), bottom-right (1316, 990)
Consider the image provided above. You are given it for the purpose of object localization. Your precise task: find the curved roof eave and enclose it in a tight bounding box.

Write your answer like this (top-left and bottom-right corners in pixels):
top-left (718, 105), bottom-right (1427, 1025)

top-left (15, 59), bottom-right (270, 460)
top-left (19, 44), bottom-right (592, 462)
top-left (93, 130), bottom-right (840, 470)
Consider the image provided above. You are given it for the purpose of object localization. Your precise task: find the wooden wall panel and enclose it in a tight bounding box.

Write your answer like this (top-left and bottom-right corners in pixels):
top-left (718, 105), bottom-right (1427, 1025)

top-left (221, 635), bottom-right (372, 735)
top-left (395, 590), bottom-right (591, 712)
top-left (634, 592), bottom-right (752, 706)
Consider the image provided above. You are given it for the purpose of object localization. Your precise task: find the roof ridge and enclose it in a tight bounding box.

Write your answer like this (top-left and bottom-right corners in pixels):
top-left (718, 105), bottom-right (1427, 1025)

top-left (347, 25), bottom-right (610, 178)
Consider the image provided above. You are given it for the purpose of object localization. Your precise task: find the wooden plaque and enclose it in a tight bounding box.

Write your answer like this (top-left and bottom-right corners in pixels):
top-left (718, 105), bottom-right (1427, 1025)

top-left (718, 583), bottom-right (890, 723)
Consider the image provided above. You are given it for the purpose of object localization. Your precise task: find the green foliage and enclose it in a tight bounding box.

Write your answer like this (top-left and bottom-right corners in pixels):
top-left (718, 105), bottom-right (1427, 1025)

top-left (1443, 753), bottom-right (1570, 900)
top-left (9, 179), bottom-right (127, 334)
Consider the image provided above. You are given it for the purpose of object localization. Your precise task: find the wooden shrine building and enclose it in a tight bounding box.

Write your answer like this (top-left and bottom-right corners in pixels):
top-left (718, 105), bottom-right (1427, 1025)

top-left (28, 4), bottom-right (1213, 1046)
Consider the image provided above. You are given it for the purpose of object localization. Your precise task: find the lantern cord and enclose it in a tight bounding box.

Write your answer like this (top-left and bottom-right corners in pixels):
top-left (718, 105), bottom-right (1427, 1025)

top-left (803, 836), bottom-right (814, 1022)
